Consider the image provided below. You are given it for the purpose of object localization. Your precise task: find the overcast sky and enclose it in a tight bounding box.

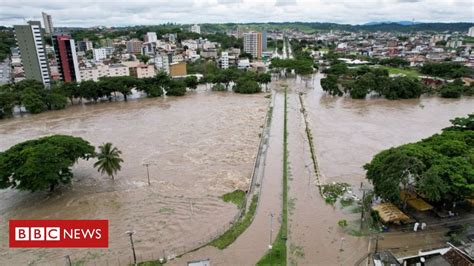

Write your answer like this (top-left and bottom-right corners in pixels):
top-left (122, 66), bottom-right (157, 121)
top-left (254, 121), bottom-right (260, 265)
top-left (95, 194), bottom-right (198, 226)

top-left (0, 0), bottom-right (473, 27)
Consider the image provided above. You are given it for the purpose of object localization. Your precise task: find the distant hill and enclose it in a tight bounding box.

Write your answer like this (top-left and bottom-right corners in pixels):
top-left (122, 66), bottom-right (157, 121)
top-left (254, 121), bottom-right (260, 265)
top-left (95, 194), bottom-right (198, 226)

top-left (201, 22), bottom-right (474, 33)
top-left (363, 21), bottom-right (422, 26)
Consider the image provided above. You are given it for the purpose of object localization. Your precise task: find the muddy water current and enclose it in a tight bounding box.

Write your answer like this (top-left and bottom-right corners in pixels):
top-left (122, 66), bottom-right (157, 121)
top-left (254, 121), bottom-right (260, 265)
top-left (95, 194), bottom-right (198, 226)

top-left (286, 73), bottom-right (473, 265)
top-left (0, 90), bottom-right (268, 265)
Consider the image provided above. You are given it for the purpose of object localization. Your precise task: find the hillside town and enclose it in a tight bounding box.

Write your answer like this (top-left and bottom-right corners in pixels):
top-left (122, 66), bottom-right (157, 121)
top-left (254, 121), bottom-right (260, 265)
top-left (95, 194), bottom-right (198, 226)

top-left (1, 12), bottom-right (474, 87)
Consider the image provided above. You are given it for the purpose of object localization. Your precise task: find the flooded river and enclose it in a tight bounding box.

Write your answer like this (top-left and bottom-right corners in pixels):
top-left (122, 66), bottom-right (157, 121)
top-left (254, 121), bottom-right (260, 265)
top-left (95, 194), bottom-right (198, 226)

top-left (0, 89), bottom-right (268, 265)
top-left (0, 74), bottom-right (472, 265)
top-left (287, 73), bottom-right (473, 265)
top-left (304, 73), bottom-right (473, 189)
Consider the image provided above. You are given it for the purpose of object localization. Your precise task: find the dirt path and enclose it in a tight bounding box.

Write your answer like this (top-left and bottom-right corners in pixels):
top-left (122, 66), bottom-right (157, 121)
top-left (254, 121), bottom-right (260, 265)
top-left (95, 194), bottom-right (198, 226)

top-left (168, 91), bottom-right (285, 265)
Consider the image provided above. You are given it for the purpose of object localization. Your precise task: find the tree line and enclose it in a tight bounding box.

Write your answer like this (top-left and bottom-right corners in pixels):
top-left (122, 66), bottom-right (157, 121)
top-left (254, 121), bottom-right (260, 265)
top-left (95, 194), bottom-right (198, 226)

top-left (0, 135), bottom-right (123, 192)
top-left (188, 60), bottom-right (271, 94)
top-left (364, 114), bottom-right (474, 204)
top-left (0, 73), bottom-right (193, 119)
top-left (320, 62), bottom-right (474, 100)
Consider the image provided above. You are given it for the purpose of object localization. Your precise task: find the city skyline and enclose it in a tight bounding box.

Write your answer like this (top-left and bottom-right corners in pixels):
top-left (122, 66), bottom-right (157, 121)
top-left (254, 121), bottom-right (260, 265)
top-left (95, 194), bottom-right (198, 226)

top-left (1, 0), bottom-right (473, 27)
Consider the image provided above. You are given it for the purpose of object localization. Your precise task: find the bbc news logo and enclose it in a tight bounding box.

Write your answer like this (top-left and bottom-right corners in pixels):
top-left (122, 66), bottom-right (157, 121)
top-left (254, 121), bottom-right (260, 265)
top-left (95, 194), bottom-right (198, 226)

top-left (9, 220), bottom-right (108, 248)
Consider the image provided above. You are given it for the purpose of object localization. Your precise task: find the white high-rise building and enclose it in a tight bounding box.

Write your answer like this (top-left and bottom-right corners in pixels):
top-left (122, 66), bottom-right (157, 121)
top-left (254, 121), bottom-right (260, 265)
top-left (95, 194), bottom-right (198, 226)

top-left (468, 26), bottom-right (474, 37)
top-left (93, 48), bottom-right (107, 61)
top-left (42, 12), bottom-right (54, 35)
top-left (243, 32), bottom-right (262, 59)
top-left (220, 51), bottom-right (229, 69)
top-left (145, 32), bottom-right (158, 43)
top-left (191, 24), bottom-right (201, 34)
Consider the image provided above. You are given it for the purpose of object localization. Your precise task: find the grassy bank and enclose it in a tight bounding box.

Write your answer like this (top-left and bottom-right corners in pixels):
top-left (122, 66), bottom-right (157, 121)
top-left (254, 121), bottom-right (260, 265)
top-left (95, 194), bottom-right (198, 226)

top-left (383, 66), bottom-right (420, 78)
top-left (210, 195), bottom-right (258, 249)
top-left (221, 189), bottom-right (246, 209)
top-left (257, 87), bottom-right (288, 266)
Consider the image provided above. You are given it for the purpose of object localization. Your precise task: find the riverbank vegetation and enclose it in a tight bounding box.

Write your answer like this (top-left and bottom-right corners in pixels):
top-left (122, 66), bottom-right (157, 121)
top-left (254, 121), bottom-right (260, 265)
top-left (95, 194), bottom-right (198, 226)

top-left (420, 62), bottom-right (473, 79)
top-left (0, 72), bottom-right (189, 119)
top-left (321, 63), bottom-right (473, 100)
top-left (221, 189), bottom-right (246, 209)
top-left (0, 135), bottom-right (123, 192)
top-left (188, 60), bottom-right (271, 93)
top-left (210, 195), bottom-right (258, 249)
top-left (364, 114), bottom-right (474, 204)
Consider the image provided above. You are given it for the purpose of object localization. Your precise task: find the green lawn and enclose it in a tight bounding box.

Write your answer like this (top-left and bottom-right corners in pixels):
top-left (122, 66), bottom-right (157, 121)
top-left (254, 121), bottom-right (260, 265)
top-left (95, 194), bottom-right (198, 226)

top-left (383, 66), bottom-right (421, 79)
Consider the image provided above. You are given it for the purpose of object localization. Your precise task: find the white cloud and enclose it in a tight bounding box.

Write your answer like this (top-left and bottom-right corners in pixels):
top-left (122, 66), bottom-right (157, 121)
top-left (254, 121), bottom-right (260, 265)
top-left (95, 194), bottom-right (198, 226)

top-left (0, 0), bottom-right (472, 27)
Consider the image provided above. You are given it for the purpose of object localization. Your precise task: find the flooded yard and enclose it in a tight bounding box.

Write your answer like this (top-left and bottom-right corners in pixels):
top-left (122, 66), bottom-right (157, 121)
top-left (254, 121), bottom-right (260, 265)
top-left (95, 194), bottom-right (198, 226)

top-left (0, 90), bottom-right (268, 265)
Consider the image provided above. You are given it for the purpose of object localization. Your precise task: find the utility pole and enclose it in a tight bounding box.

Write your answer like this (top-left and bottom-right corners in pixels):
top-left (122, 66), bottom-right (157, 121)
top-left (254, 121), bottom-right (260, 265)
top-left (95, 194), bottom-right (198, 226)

top-left (143, 163), bottom-right (151, 185)
top-left (269, 212), bottom-right (274, 266)
top-left (126, 231), bottom-right (137, 265)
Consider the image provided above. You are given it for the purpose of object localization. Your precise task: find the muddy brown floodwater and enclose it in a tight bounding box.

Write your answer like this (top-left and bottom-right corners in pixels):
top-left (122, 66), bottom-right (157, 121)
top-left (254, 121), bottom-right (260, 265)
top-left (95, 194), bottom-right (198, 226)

top-left (286, 73), bottom-right (473, 265)
top-left (0, 89), bottom-right (268, 265)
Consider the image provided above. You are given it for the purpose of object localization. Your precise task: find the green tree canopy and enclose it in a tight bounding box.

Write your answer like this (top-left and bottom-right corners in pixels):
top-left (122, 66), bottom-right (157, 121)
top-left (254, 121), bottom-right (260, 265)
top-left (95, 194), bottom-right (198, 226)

top-left (0, 135), bottom-right (95, 192)
top-left (364, 114), bottom-right (474, 204)
top-left (94, 143), bottom-right (123, 180)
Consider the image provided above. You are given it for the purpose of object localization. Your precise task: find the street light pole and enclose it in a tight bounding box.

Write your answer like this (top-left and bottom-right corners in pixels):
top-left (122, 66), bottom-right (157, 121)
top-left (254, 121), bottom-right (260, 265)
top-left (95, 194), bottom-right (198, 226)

top-left (126, 231), bottom-right (137, 265)
top-left (270, 212), bottom-right (273, 246)
top-left (144, 163), bottom-right (150, 185)
top-left (269, 212), bottom-right (273, 266)
top-left (340, 237), bottom-right (345, 252)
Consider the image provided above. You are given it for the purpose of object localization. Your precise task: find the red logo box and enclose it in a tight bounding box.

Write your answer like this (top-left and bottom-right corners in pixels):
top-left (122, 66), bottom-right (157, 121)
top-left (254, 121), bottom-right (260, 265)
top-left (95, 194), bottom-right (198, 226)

top-left (9, 220), bottom-right (108, 248)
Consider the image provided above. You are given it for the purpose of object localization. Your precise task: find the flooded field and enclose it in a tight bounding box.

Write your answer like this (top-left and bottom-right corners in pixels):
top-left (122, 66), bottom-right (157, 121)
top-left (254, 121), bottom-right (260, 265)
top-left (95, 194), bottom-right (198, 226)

top-left (0, 90), bottom-right (268, 265)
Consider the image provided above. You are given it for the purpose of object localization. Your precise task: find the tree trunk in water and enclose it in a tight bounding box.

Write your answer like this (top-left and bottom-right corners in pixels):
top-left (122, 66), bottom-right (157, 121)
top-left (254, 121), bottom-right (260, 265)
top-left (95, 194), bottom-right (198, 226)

top-left (124, 94), bottom-right (128, 102)
top-left (49, 184), bottom-right (55, 192)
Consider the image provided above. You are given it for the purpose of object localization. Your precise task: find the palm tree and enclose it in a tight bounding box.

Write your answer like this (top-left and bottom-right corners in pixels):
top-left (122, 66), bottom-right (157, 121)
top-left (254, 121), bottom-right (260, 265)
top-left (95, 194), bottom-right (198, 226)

top-left (94, 143), bottom-right (124, 180)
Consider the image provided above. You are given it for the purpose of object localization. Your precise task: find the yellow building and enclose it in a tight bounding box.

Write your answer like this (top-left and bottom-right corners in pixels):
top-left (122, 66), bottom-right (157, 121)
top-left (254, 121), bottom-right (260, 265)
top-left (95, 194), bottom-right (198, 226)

top-left (169, 62), bottom-right (187, 77)
top-left (129, 64), bottom-right (156, 79)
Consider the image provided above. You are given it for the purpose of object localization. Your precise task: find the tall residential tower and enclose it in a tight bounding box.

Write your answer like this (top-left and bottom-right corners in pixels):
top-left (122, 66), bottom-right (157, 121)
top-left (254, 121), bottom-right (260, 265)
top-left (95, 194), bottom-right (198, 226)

top-left (243, 32), bottom-right (262, 59)
top-left (14, 21), bottom-right (51, 85)
top-left (52, 34), bottom-right (81, 82)
top-left (42, 12), bottom-right (54, 35)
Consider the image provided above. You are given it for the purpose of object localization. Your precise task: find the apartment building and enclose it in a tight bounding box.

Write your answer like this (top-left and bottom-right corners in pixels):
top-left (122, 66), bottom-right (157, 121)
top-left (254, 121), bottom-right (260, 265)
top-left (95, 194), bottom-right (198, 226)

top-left (42, 12), bottom-right (54, 35)
top-left (127, 39), bottom-right (143, 54)
top-left (52, 34), bottom-right (81, 82)
top-left (78, 39), bottom-right (94, 52)
top-left (155, 53), bottom-right (170, 74)
top-left (129, 64), bottom-right (156, 79)
top-left (93, 48), bottom-right (107, 61)
top-left (144, 32), bottom-right (158, 43)
top-left (13, 21), bottom-right (51, 85)
top-left (243, 32), bottom-right (263, 59)
top-left (220, 51), bottom-right (229, 69)
top-left (79, 64), bottom-right (129, 81)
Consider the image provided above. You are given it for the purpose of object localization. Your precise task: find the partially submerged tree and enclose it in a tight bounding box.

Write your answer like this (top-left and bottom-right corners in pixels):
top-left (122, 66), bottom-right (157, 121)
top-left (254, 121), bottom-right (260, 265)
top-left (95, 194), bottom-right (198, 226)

top-left (364, 114), bottom-right (474, 204)
top-left (94, 143), bottom-right (124, 180)
top-left (0, 135), bottom-right (95, 192)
